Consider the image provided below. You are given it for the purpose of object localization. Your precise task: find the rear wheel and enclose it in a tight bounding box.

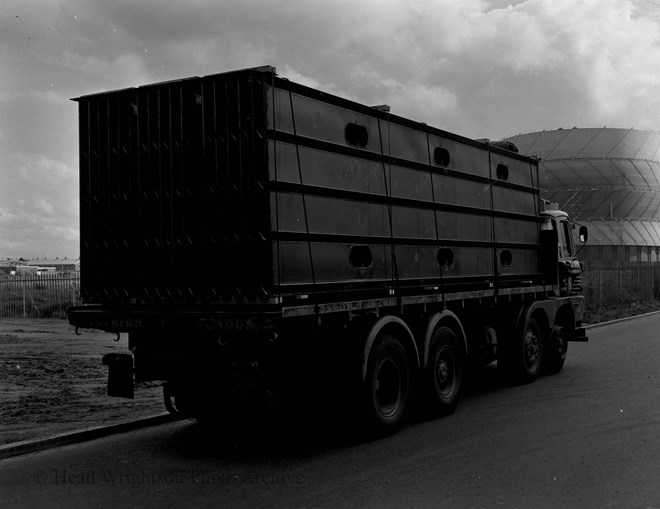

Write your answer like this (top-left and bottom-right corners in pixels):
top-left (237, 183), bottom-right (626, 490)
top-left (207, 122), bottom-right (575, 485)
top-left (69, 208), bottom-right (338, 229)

top-left (363, 334), bottom-right (411, 431)
top-left (162, 382), bottom-right (213, 420)
top-left (163, 383), bottom-right (181, 415)
top-left (424, 327), bottom-right (464, 417)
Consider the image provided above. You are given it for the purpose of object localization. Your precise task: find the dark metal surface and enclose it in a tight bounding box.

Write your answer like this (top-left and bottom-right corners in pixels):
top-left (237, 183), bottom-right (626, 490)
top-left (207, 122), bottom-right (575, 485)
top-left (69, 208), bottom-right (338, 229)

top-left (75, 66), bottom-right (542, 309)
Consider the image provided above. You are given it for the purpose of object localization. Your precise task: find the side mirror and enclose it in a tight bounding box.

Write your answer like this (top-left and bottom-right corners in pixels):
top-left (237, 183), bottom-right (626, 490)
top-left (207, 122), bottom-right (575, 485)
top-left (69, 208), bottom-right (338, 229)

top-left (578, 225), bottom-right (588, 243)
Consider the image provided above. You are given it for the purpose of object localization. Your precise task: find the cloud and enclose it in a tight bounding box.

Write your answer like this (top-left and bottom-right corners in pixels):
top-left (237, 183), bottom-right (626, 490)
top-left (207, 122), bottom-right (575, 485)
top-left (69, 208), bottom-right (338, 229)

top-left (60, 51), bottom-right (151, 93)
top-left (2, 0), bottom-right (660, 258)
top-left (13, 0), bottom-right (656, 133)
top-left (0, 152), bottom-right (78, 258)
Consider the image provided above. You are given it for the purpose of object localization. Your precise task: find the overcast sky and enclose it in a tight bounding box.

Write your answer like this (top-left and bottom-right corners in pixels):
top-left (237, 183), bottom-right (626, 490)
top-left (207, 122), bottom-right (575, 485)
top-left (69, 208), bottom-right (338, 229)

top-left (2, 0), bottom-right (660, 259)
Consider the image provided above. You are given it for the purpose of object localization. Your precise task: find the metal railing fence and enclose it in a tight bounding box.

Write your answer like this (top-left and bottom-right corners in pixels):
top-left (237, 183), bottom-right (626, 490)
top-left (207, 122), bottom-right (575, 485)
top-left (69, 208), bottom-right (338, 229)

top-left (0, 266), bottom-right (657, 318)
top-left (0, 273), bottom-right (80, 319)
top-left (581, 263), bottom-right (660, 308)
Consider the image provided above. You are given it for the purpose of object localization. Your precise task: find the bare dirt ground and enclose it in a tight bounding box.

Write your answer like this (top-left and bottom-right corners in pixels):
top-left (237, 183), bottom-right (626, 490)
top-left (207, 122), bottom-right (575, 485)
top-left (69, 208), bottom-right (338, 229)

top-left (0, 319), bottom-right (164, 446)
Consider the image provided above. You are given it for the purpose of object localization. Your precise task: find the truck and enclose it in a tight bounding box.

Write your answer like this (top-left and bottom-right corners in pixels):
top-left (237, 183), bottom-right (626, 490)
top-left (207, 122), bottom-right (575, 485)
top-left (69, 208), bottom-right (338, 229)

top-left (67, 65), bottom-right (588, 432)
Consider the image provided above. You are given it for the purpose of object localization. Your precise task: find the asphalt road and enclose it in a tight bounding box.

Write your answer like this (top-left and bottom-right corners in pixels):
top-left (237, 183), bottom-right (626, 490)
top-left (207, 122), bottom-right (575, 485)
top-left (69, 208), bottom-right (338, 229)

top-left (2, 314), bottom-right (660, 509)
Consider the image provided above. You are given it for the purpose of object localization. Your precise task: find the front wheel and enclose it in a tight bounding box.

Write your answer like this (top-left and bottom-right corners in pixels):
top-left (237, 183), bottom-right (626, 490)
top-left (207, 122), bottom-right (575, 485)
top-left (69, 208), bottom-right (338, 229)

top-left (362, 334), bottom-right (411, 432)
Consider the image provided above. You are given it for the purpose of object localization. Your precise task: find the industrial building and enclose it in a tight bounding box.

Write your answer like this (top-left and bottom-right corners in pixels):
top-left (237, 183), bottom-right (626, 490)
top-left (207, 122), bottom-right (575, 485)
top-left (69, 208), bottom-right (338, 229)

top-left (503, 128), bottom-right (660, 265)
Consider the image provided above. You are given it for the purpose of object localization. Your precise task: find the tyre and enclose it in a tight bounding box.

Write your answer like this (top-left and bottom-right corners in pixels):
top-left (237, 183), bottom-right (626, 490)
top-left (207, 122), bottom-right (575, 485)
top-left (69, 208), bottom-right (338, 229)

top-left (163, 383), bottom-right (181, 415)
top-left (499, 318), bottom-right (543, 384)
top-left (362, 334), bottom-right (411, 431)
top-left (163, 382), bottom-right (194, 416)
top-left (424, 327), bottom-right (464, 417)
top-left (542, 325), bottom-right (568, 375)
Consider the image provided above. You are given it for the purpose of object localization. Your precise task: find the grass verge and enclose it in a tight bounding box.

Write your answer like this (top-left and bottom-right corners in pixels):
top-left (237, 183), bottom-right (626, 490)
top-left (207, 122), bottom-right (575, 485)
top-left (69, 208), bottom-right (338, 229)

top-left (584, 299), bottom-right (660, 325)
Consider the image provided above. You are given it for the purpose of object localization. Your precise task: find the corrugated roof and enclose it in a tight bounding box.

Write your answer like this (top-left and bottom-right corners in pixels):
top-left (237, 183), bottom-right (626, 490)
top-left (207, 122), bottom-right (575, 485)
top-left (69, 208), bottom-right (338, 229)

top-left (505, 128), bottom-right (660, 225)
top-left (580, 220), bottom-right (660, 246)
top-left (506, 128), bottom-right (660, 163)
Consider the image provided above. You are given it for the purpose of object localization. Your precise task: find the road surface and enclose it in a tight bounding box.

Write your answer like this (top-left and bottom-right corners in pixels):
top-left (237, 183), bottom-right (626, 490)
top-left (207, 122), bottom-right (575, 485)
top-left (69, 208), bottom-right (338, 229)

top-left (2, 314), bottom-right (660, 508)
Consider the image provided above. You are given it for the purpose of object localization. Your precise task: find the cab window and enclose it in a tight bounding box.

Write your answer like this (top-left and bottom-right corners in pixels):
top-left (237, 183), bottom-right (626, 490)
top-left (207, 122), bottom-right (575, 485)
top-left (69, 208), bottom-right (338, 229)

top-left (559, 220), bottom-right (573, 258)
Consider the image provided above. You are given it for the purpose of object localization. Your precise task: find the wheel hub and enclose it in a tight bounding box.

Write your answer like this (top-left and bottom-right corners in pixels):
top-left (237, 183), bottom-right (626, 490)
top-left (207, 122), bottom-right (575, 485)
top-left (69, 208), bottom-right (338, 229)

top-left (556, 330), bottom-right (567, 358)
top-left (524, 330), bottom-right (540, 368)
top-left (437, 360), bottom-right (449, 384)
top-left (435, 347), bottom-right (456, 397)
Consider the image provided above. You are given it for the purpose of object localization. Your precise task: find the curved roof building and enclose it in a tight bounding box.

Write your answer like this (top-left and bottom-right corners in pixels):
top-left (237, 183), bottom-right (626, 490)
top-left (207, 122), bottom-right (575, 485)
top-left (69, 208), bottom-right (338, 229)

top-left (503, 128), bottom-right (660, 263)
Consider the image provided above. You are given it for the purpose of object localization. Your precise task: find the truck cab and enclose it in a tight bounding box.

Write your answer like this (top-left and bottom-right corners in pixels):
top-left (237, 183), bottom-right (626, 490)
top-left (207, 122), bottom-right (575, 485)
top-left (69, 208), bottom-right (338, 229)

top-left (540, 203), bottom-right (588, 296)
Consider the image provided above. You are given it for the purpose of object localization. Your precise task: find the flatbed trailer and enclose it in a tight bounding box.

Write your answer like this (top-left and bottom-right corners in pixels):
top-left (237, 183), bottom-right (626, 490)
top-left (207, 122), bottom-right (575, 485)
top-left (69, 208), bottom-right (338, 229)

top-left (69, 285), bottom-right (581, 329)
top-left (68, 65), bottom-right (587, 432)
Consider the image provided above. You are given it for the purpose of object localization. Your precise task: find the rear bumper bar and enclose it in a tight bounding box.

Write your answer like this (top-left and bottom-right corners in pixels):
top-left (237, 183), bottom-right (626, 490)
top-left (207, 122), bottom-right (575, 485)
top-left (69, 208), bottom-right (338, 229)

top-left (67, 305), bottom-right (280, 334)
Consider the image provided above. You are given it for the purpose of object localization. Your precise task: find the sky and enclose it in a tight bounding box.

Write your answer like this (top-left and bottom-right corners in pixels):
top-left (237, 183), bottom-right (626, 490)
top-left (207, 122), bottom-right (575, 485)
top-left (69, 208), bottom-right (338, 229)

top-left (2, 0), bottom-right (660, 259)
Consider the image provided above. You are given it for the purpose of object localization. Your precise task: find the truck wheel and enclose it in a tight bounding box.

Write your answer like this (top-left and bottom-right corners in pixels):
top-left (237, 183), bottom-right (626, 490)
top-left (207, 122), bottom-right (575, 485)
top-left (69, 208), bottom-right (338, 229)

top-left (424, 327), bottom-right (463, 417)
top-left (363, 334), bottom-right (411, 431)
top-left (163, 383), bottom-right (197, 418)
top-left (163, 384), bottom-right (180, 415)
top-left (543, 325), bottom-right (568, 375)
top-left (499, 318), bottom-right (543, 384)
